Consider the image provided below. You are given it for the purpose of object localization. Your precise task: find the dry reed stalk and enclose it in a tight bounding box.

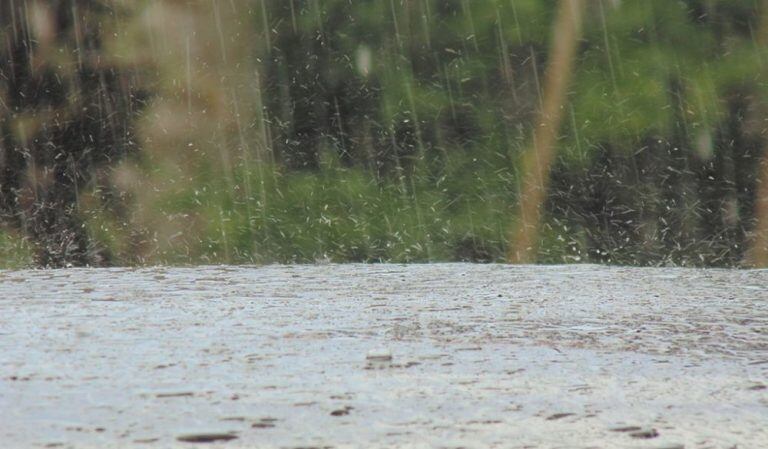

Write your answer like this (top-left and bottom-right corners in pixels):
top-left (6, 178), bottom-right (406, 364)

top-left (508, 0), bottom-right (585, 263)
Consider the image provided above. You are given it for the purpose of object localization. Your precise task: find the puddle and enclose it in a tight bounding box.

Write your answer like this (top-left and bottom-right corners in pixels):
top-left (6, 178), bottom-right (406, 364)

top-left (1, 264), bottom-right (766, 447)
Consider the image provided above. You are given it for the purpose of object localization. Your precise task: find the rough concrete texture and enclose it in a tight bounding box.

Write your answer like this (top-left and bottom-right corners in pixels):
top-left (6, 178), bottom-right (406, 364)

top-left (1, 264), bottom-right (766, 448)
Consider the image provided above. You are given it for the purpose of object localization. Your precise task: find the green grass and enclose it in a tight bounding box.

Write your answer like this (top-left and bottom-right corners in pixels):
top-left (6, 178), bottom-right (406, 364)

top-left (0, 230), bottom-right (33, 269)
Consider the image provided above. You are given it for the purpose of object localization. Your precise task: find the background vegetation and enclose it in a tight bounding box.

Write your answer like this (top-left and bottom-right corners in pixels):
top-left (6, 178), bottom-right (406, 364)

top-left (2, 0), bottom-right (768, 267)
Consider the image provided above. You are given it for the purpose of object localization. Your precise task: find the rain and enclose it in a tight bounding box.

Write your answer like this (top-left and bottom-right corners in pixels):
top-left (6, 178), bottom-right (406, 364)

top-left (2, 0), bottom-right (766, 267)
top-left (1, 1), bottom-right (767, 448)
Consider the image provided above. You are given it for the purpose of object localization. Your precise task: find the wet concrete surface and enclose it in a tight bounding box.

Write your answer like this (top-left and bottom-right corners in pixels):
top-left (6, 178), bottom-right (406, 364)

top-left (0, 264), bottom-right (766, 448)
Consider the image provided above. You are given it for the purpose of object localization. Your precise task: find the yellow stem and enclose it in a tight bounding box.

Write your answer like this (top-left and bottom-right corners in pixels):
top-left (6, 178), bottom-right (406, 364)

top-left (507, 0), bottom-right (585, 263)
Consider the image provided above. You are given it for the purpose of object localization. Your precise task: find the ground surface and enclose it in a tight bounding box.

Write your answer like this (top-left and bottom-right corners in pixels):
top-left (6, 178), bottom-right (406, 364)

top-left (1, 264), bottom-right (766, 448)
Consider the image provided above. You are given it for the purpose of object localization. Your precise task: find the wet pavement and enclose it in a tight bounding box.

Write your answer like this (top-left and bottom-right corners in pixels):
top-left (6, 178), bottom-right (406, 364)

top-left (1, 264), bottom-right (766, 448)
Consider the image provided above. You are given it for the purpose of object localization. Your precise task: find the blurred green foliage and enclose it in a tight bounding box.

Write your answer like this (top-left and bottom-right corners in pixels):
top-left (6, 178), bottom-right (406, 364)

top-left (1, 0), bottom-right (767, 268)
top-left (0, 230), bottom-right (33, 269)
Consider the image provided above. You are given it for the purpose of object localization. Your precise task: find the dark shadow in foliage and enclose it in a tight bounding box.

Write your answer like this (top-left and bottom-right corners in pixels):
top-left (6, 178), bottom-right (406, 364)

top-left (0, 0), bottom-right (148, 267)
top-left (452, 235), bottom-right (504, 263)
top-left (546, 79), bottom-right (766, 267)
top-left (262, 1), bottom-right (382, 171)
top-left (699, 85), bottom-right (764, 257)
top-left (259, 1), bottom-right (447, 180)
top-left (683, 0), bottom-right (759, 41)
